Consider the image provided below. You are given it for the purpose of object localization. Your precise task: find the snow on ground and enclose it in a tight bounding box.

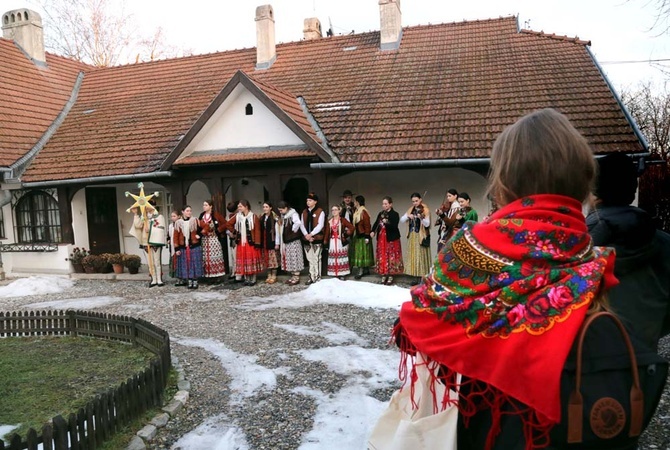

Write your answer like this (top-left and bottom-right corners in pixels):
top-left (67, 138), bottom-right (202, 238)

top-left (274, 321), bottom-right (369, 346)
top-left (236, 278), bottom-right (407, 311)
top-left (165, 291), bottom-right (229, 303)
top-left (170, 414), bottom-right (250, 450)
top-left (23, 296), bottom-right (123, 310)
top-left (0, 276), bottom-right (73, 298)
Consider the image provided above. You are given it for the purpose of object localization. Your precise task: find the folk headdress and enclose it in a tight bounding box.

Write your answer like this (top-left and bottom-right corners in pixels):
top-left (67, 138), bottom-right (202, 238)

top-left (396, 194), bottom-right (617, 449)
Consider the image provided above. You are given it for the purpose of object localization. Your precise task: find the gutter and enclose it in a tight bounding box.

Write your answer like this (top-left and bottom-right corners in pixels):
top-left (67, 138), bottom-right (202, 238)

top-left (586, 46), bottom-right (650, 152)
top-left (310, 157), bottom-right (491, 170)
top-left (21, 171), bottom-right (174, 188)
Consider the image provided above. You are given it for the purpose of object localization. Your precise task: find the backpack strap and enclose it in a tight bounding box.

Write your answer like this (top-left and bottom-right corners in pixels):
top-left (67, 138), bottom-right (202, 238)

top-left (567, 311), bottom-right (644, 443)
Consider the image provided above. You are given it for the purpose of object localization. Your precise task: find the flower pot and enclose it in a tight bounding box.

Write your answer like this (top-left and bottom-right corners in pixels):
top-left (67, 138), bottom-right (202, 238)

top-left (99, 263), bottom-right (113, 274)
top-left (72, 263), bottom-right (84, 273)
top-left (112, 263), bottom-right (124, 274)
top-left (84, 266), bottom-right (96, 274)
top-left (128, 267), bottom-right (139, 275)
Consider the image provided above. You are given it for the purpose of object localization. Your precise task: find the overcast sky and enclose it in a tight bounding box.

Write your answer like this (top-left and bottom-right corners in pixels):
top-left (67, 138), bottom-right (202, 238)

top-left (2, 0), bottom-right (669, 89)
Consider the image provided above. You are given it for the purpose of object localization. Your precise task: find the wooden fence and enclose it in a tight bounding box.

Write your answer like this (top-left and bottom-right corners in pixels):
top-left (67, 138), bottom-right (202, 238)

top-left (0, 310), bottom-right (171, 450)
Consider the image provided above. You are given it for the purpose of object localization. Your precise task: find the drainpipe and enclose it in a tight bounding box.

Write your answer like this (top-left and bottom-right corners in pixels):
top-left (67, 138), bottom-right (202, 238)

top-left (21, 171), bottom-right (174, 188)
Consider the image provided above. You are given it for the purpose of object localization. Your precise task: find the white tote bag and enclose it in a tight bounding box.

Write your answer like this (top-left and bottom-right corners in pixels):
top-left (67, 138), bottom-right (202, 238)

top-left (368, 354), bottom-right (459, 450)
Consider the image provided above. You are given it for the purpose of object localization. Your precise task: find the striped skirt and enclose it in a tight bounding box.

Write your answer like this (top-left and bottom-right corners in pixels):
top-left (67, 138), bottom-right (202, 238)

top-left (327, 237), bottom-right (350, 276)
top-left (405, 232), bottom-right (431, 277)
top-left (202, 234), bottom-right (226, 278)
top-left (175, 246), bottom-right (204, 280)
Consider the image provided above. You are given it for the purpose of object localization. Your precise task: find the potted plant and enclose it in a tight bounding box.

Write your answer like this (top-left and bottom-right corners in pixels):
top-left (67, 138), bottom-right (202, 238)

top-left (81, 254), bottom-right (99, 274)
top-left (123, 254), bottom-right (142, 274)
top-left (107, 253), bottom-right (124, 274)
top-left (97, 253), bottom-right (113, 273)
top-left (67, 247), bottom-right (89, 273)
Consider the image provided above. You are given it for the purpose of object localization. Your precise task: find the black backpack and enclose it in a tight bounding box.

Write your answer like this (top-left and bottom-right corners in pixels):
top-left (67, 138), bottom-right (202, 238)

top-left (550, 312), bottom-right (668, 449)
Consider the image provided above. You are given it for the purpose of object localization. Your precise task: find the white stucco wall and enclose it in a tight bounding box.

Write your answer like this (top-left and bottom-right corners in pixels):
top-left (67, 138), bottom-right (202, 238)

top-left (184, 85), bottom-right (303, 154)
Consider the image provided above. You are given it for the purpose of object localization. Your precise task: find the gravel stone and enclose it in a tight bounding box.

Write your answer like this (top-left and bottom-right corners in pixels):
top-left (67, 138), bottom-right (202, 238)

top-left (2, 277), bottom-right (668, 449)
top-left (150, 413), bottom-right (170, 428)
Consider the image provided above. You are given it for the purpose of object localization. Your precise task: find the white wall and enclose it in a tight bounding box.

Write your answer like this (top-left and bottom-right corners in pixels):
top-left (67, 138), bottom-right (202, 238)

top-left (184, 85), bottom-right (303, 155)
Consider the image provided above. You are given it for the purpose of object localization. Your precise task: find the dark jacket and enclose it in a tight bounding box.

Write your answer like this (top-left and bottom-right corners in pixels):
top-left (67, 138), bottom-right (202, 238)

top-left (586, 205), bottom-right (670, 351)
top-left (372, 209), bottom-right (401, 242)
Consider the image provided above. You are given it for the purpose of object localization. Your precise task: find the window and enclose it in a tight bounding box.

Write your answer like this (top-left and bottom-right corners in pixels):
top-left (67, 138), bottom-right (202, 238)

top-left (245, 103), bottom-right (253, 115)
top-left (15, 190), bottom-right (62, 243)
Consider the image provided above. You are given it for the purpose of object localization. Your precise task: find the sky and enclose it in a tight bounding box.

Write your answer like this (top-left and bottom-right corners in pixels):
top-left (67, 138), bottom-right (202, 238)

top-left (1, 0), bottom-right (669, 90)
top-left (0, 276), bottom-right (409, 449)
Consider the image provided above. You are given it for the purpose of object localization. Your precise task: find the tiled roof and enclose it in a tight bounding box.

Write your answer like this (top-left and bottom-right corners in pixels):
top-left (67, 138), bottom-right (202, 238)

top-left (174, 148), bottom-right (314, 165)
top-left (17, 16), bottom-right (644, 182)
top-left (0, 38), bottom-right (87, 167)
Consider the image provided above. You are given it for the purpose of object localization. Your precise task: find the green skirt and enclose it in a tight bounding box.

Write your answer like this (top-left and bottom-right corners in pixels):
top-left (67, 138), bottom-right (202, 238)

top-left (351, 235), bottom-right (375, 267)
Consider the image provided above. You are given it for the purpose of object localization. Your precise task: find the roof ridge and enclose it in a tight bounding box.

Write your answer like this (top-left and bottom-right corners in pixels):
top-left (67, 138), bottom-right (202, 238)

top-left (519, 29), bottom-right (591, 46)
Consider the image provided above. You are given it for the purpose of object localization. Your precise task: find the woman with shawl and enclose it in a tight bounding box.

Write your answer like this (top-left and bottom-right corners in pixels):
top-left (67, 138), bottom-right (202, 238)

top-left (173, 205), bottom-right (203, 289)
top-left (226, 199), bottom-right (264, 286)
top-left (167, 210), bottom-right (181, 283)
top-left (351, 195), bottom-right (375, 279)
top-left (323, 204), bottom-right (354, 279)
top-left (371, 196), bottom-right (403, 285)
top-left (277, 201), bottom-right (304, 286)
top-left (400, 192), bottom-right (431, 284)
top-left (198, 199), bottom-right (227, 282)
top-left (389, 109), bottom-right (618, 449)
top-left (435, 188), bottom-right (460, 252)
top-left (260, 201), bottom-right (281, 284)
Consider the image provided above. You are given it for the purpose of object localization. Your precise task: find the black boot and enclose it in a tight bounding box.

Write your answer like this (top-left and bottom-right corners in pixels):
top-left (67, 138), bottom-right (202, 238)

top-left (187, 280), bottom-right (194, 289)
top-left (354, 267), bottom-right (364, 280)
top-left (192, 280), bottom-right (198, 289)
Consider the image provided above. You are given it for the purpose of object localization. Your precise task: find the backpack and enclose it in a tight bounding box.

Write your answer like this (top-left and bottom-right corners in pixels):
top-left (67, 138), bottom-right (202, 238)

top-left (551, 312), bottom-right (668, 449)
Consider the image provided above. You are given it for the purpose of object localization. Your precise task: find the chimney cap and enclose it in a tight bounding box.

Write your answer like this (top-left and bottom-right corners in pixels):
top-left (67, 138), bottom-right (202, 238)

top-left (2, 8), bottom-right (43, 27)
top-left (255, 4), bottom-right (274, 21)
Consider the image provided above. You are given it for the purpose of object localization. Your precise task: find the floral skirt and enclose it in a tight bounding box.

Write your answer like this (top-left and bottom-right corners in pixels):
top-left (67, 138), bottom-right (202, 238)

top-left (351, 235), bottom-right (374, 267)
top-left (264, 248), bottom-right (279, 269)
top-left (175, 246), bottom-right (204, 280)
top-left (405, 232), bottom-right (431, 277)
top-left (202, 234), bottom-right (226, 278)
top-left (327, 238), bottom-right (350, 276)
top-left (280, 240), bottom-right (304, 273)
top-left (236, 242), bottom-right (264, 276)
top-left (375, 228), bottom-right (404, 275)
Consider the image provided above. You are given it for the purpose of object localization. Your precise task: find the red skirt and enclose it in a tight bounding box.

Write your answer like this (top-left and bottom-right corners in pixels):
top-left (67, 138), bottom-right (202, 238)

top-left (375, 227), bottom-right (404, 275)
top-left (236, 242), bottom-right (265, 275)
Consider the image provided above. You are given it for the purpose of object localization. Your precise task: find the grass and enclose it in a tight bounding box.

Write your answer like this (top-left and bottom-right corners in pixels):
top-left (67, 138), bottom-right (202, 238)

top-left (0, 335), bottom-right (158, 442)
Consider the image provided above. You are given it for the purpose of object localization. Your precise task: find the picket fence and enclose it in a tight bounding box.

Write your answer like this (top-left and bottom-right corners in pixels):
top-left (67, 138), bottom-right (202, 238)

top-left (0, 309), bottom-right (171, 450)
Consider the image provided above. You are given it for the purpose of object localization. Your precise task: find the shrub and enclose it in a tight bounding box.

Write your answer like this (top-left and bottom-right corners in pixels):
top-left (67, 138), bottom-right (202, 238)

top-left (106, 253), bottom-right (124, 265)
top-left (67, 247), bottom-right (89, 264)
top-left (81, 255), bottom-right (101, 270)
top-left (123, 254), bottom-right (142, 270)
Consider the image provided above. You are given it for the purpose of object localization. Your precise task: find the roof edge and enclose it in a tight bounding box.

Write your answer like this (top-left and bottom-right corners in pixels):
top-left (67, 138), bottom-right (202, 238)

top-left (20, 170), bottom-right (174, 188)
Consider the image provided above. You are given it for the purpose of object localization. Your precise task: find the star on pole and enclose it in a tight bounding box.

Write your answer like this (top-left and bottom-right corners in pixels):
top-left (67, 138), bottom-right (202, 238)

top-left (125, 182), bottom-right (159, 218)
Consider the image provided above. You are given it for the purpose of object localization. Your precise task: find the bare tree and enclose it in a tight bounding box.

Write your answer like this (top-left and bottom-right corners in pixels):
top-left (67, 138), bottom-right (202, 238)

top-left (621, 81), bottom-right (670, 160)
top-left (39, 0), bottom-right (186, 66)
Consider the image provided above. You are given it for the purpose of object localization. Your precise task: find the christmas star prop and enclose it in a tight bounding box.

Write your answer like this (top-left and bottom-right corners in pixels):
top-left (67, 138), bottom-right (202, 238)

top-left (125, 182), bottom-right (159, 218)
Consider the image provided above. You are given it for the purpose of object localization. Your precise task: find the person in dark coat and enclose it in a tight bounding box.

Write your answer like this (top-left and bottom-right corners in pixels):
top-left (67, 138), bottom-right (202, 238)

top-left (586, 152), bottom-right (670, 351)
top-left (371, 196), bottom-right (403, 285)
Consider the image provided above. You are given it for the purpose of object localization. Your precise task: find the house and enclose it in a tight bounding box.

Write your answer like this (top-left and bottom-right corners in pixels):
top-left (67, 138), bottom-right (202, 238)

top-left (0, 2), bottom-right (647, 276)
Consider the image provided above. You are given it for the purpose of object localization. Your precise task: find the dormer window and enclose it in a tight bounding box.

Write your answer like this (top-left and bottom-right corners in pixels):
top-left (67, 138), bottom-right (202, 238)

top-left (245, 103), bottom-right (253, 115)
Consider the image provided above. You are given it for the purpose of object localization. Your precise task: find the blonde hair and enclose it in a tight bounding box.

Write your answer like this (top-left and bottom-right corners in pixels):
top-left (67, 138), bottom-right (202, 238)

top-left (487, 108), bottom-right (596, 206)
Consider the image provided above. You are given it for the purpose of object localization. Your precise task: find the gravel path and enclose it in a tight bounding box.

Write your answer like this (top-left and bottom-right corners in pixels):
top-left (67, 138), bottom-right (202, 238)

top-left (2, 277), bottom-right (668, 449)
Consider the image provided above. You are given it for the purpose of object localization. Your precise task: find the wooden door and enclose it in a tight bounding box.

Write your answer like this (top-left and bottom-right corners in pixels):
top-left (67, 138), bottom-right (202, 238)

top-left (86, 187), bottom-right (120, 255)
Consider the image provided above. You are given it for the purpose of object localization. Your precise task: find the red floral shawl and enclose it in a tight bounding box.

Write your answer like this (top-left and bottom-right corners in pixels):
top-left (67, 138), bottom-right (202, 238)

top-left (397, 194), bottom-right (617, 448)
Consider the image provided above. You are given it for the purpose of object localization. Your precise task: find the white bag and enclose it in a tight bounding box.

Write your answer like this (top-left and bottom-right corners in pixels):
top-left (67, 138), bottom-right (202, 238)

top-left (368, 354), bottom-right (459, 450)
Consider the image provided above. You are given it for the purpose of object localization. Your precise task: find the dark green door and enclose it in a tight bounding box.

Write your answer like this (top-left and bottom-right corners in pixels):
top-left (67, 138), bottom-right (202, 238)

top-left (86, 187), bottom-right (120, 255)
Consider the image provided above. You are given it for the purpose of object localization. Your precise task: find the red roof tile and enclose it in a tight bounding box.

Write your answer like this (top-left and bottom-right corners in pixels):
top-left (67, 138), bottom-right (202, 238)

top-left (16, 16), bottom-right (644, 182)
top-left (0, 38), bottom-right (88, 167)
top-left (175, 148), bottom-right (315, 165)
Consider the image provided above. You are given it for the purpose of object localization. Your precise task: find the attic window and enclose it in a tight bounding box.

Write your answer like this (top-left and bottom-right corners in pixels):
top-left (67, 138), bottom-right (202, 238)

top-left (245, 103), bottom-right (253, 115)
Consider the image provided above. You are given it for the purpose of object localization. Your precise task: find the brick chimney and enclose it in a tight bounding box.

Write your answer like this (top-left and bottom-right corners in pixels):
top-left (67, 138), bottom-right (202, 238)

top-left (2, 8), bottom-right (45, 63)
top-left (379, 0), bottom-right (402, 51)
top-left (255, 4), bottom-right (276, 70)
top-left (303, 18), bottom-right (322, 40)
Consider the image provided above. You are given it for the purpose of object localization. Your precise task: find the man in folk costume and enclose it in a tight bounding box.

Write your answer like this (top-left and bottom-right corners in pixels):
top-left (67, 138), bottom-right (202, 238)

top-left (300, 193), bottom-right (326, 285)
top-left (129, 199), bottom-right (166, 287)
top-left (400, 192), bottom-right (431, 285)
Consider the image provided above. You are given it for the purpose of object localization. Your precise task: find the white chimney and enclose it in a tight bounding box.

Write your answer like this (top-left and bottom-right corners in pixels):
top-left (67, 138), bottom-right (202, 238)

top-left (303, 18), bottom-right (322, 40)
top-left (2, 9), bottom-right (45, 62)
top-left (379, 0), bottom-right (402, 51)
top-left (255, 4), bottom-right (276, 70)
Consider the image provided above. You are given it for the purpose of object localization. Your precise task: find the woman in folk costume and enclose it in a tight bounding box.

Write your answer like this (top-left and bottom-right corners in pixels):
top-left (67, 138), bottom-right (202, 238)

top-left (351, 195), bottom-right (375, 280)
top-left (198, 200), bottom-right (227, 282)
top-left (454, 191), bottom-right (479, 231)
top-left (370, 196), bottom-right (403, 285)
top-left (260, 201), bottom-right (281, 284)
top-left (435, 188), bottom-right (460, 252)
top-left (399, 192), bottom-right (431, 284)
top-left (277, 201), bottom-right (304, 286)
top-left (167, 210), bottom-right (181, 282)
top-left (323, 204), bottom-right (354, 279)
top-left (130, 200), bottom-right (166, 287)
top-left (226, 199), bottom-right (264, 286)
top-left (389, 109), bottom-right (618, 449)
top-left (173, 205), bottom-right (203, 289)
